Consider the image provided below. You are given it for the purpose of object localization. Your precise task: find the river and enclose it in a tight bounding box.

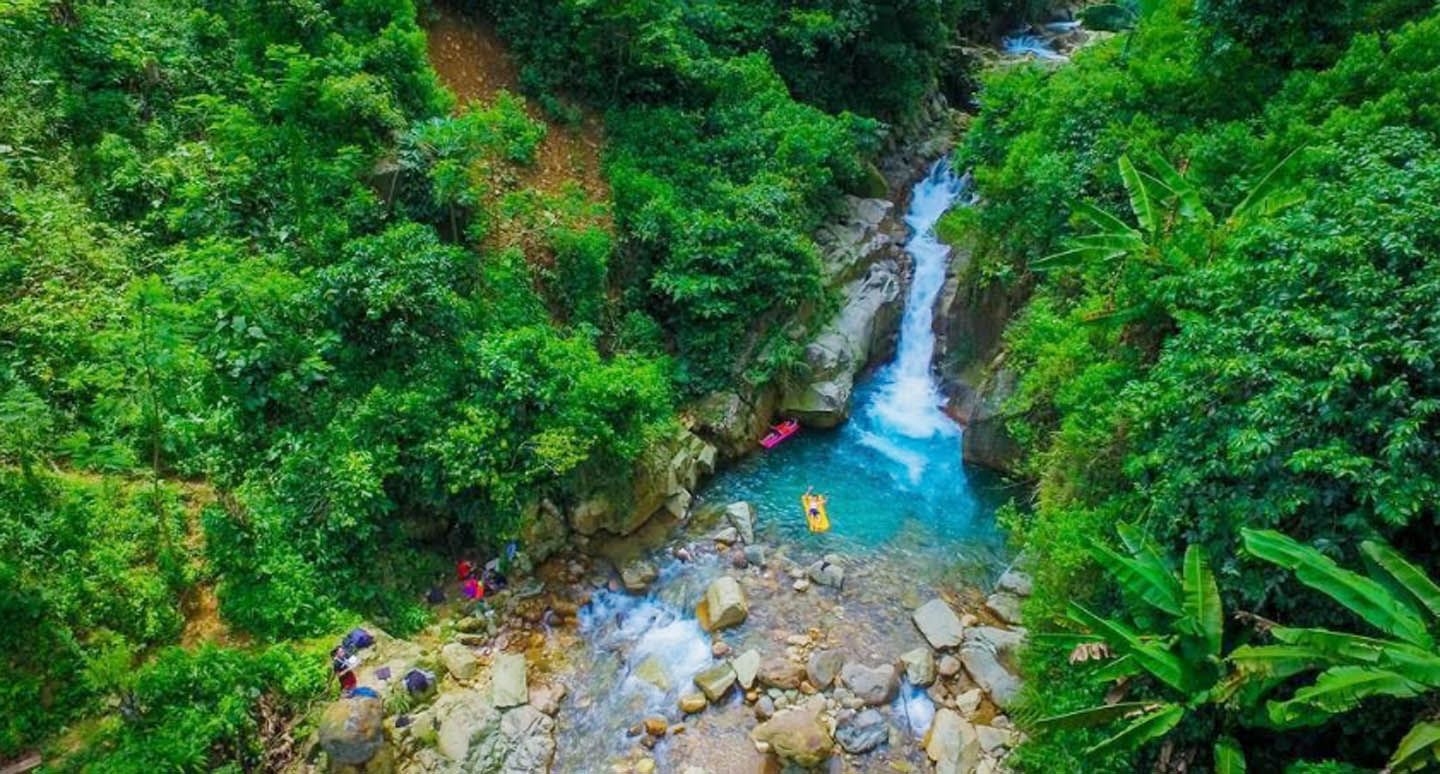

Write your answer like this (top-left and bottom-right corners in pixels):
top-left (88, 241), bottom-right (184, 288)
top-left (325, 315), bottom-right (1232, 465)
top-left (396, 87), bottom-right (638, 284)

top-left (547, 160), bottom-right (1011, 772)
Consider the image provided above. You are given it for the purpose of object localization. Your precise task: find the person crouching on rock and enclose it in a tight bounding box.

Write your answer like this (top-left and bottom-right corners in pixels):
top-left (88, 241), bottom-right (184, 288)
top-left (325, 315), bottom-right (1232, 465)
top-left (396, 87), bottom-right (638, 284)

top-left (332, 646), bottom-right (359, 694)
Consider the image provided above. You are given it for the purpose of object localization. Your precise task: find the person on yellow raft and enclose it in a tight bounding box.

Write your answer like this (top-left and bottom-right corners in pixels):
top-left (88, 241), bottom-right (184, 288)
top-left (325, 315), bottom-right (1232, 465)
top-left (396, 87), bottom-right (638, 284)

top-left (801, 486), bottom-right (831, 533)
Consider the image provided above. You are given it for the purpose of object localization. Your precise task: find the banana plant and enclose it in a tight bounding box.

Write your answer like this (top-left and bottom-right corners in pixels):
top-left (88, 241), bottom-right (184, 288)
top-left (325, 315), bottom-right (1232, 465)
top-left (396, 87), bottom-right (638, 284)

top-left (1036, 525), bottom-right (1251, 769)
top-left (1032, 147), bottom-right (1306, 271)
top-left (1232, 529), bottom-right (1440, 773)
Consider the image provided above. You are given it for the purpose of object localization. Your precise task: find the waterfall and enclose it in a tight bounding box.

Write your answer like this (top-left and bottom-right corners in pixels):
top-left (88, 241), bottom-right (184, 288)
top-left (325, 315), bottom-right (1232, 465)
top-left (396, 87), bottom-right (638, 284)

top-left (867, 160), bottom-right (973, 441)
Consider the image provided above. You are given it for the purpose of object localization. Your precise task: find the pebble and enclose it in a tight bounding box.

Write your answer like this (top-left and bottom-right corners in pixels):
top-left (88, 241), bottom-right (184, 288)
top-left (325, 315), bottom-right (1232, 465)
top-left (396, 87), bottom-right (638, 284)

top-left (755, 696), bottom-right (775, 719)
top-left (938, 655), bottom-right (962, 677)
top-left (793, 579), bottom-right (810, 592)
top-left (712, 641), bottom-right (731, 658)
top-left (643, 716), bottom-right (668, 736)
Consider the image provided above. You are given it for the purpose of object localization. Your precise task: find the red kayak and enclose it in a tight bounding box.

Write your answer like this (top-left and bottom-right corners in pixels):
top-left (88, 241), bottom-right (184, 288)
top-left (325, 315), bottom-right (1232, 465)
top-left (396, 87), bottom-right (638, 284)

top-left (760, 419), bottom-right (800, 449)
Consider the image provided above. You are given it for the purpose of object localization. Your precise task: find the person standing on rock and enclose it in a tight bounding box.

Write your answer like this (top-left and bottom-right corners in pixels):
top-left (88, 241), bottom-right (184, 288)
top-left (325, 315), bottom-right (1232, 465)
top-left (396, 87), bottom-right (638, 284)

top-left (331, 646), bottom-right (359, 694)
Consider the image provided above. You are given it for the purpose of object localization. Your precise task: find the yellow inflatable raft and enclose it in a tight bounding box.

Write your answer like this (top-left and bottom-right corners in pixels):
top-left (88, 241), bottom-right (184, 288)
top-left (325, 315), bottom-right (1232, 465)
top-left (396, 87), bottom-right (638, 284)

top-left (801, 493), bottom-right (830, 533)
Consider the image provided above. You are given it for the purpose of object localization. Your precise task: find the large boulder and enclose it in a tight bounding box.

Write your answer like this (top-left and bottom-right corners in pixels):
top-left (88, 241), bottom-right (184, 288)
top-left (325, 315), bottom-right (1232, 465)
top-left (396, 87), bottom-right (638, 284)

top-left (724, 502), bottom-right (756, 544)
top-left (319, 697), bottom-right (386, 765)
top-left (985, 591), bottom-right (1024, 625)
top-left (492, 653), bottom-right (528, 708)
top-left (961, 363), bottom-right (1022, 472)
top-left (751, 702), bottom-right (834, 768)
top-left (441, 642), bottom-right (478, 680)
top-left (490, 705), bottom-right (555, 774)
top-left (835, 708), bottom-right (889, 754)
top-left (693, 662), bottom-right (737, 702)
top-left (806, 558), bottom-right (845, 589)
top-left (840, 662), bottom-right (899, 706)
top-left (925, 708), bottom-right (981, 774)
top-left (814, 195), bottom-right (895, 282)
top-left (960, 627), bottom-right (1025, 708)
top-left (913, 598), bottom-right (966, 650)
top-left (517, 499), bottom-right (568, 563)
top-left (691, 386), bottom-right (778, 459)
top-left (569, 429), bottom-right (716, 537)
top-left (702, 576), bottom-right (748, 631)
top-left (996, 569), bottom-right (1033, 597)
top-left (806, 650), bottom-right (844, 690)
top-left (781, 259), bottom-right (904, 427)
top-left (431, 689), bottom-right (501, 764)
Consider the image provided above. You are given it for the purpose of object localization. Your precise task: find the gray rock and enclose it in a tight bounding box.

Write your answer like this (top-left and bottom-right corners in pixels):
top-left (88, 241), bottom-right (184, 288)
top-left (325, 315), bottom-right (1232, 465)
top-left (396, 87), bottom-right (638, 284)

top-left (318, 697), bottom-right (385, 765)
top-left (960, 627), bottom-right (1025, 708)
top-left (985, 591), bottom-right (1024, 625)
top-left (518, 499), bottom-right (568, 563)
top-left (925, 708), bottom-right (980, 774)
top-left (996, 569), bottom-right (1033, 597)
top-left (807, 649), bottom-right (844, 690)
top-left (754, 695), bottom-right (775, 720)
top-left (492, 653), bottom-right (528, 708)
top-left (732, 649), bottom-right (761, 690)
top-left (724, 502), bottom-right (756, 544)
top-left (493, 704), bottom-right (556, 774)
top-left (806, 558), bottom-right (845, 589)
top-left (835, 708), bottom-right (888, 754)
top-left (570, 429), bottom-right (715, 537)
top-left (703, 576), bottom-right (747, 630)
top-left (743, 544), bottom-right (769, 566)
top-left (693, 662), bottom-right (737, 702)
top-left (976, 724), bottom-right (1013, 755)
top-left (901, 646), bottom-right (937, 686)
top-left (441, 642), bottom-right (478, 680)
top-left (955, 688), bottom-right (983, 716)
top-left (621, 559), bottom-right (659, 593)
top-left (528, 682), bottom-right (565, 716)
top-left (840, 662), bottom-right (899, 706)
top-left (679, 693), bottom-right (708, 713)
top-left (913, 598), bottom-right (966, 650)
top-left (938, 655), bottom-right (962, 678)
top-left (961, 365), bottom-right (1022, 472)
top-left (780, 259), bottom-right (904, 427)
top-left (432, 688), bottom-right (501, 763)
top-left (712, 526), bottom-right (739, 544)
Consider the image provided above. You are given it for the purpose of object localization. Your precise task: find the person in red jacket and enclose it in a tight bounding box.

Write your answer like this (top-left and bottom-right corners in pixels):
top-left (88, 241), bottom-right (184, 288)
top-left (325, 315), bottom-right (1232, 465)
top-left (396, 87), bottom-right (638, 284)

top-left (331, 646), bottom-right (358, 693)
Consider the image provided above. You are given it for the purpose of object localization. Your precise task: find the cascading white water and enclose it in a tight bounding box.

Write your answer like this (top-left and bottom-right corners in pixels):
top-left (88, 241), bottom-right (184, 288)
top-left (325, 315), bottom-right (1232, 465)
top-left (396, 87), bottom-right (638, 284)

top-left (868, 160), bottom-right (974, 441)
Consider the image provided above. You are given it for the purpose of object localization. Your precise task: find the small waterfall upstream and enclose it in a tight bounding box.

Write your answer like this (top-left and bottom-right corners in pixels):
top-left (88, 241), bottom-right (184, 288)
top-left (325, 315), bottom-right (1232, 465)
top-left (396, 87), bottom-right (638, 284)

top-left (551, 159), bottom-right (1005, 771)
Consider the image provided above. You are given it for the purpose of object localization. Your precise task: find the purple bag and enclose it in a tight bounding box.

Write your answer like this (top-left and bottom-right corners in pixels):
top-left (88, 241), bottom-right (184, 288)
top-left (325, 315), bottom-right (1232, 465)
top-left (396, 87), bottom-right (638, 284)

top-left (343, 628), bottom-right (375, 651)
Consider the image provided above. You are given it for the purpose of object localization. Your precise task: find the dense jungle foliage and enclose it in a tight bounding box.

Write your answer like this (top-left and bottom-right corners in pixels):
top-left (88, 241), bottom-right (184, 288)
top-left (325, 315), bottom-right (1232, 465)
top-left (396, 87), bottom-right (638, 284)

top-left (0, 0), bottom-right (1029, 767)
top-left (947, 0), bottom-right (1440, 770)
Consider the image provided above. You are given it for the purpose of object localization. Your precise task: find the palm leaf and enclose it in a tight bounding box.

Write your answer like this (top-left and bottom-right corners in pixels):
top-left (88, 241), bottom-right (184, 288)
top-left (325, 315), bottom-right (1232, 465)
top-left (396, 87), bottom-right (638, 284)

top-left (1180, 544), bottom-right (1224, 658)
top-left (1068, 602), bottom-right (1189, 692)
top-left (1084, 703), bottom-right (1185, 756)
top-left (1071, 232), bottom-right (1147, 251)
top-left (1228, 644), bottom-right (1328, 680)
top-left (1090, 654), bottom-right (1143, 683)
top-left (1267, 666), bottom-right (1428, 727)
top-left (1035, 701), bottom-right (1158, 730)
top-left (1241, 529), bottom-right (1432, 648)
top-left (1118, 154), bottom-right (1158, 234)
top-left (1230, 146), bottom-right (1306, 223)
top-left (1362, 540), bottom-right (1440, 621)
top-left (1090, 541), bottom-right (1183, 617)
top-left (1214, 736), bottom-right (1246, 774)
top-left (1387, 721), bottom-right (1440, 773)
top-left (1069, 198), bottom-right (1138, 235)
top-left (1270, 627), bottom-right (1440, 686)
top-left (1140, 149), bottom-right (1211, 222)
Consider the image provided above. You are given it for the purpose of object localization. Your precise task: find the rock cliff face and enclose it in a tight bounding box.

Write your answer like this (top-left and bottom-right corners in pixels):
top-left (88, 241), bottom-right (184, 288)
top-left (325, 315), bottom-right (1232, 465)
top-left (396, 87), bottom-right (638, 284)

top-left (568, 428), bottom-right (716, 538)
top-left (935, 236), bottom-right (1030, 474)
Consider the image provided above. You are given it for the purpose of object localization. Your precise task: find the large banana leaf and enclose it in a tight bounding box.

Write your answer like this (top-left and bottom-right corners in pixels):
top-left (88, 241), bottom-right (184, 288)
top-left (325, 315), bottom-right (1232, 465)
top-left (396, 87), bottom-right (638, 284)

top-left (1228, 644), bottom-right (1328, 680)
top-left (1089, 541), bottom-right (1183, 617)
top-left (1180, 544), bottom-right (1223, 658)
top-left (1242, 529), bottom-right (1432, 648)
top-left (1387, 721), bottom-right (1440, 773)
top-left (1140, 149), bottom-right (1211, 222)
top-left (1229, 146), bottom-right (1306, 224)
top-left (1084, 703), bottom-right (1185, 757)
top-left (1035, 701), bottom-right (1159, 730)
top-left (1118, 154), bottom-right (1159, 234)
top-left (1068, 602), bottom-right (1190, 692)
top-left (1214, 736), bottom-right (1246, 774)
top-left (1362, 540), bottom-right (1440, 621)
top-left (1090, 653), bottom-right (1144, 683)
top-left (1267, 666), bottom-right (1428, 727)
top-left (1269, 627), bottom-right (1440, 686)
top-left (1069, 198), bottom-right (1139, 235)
